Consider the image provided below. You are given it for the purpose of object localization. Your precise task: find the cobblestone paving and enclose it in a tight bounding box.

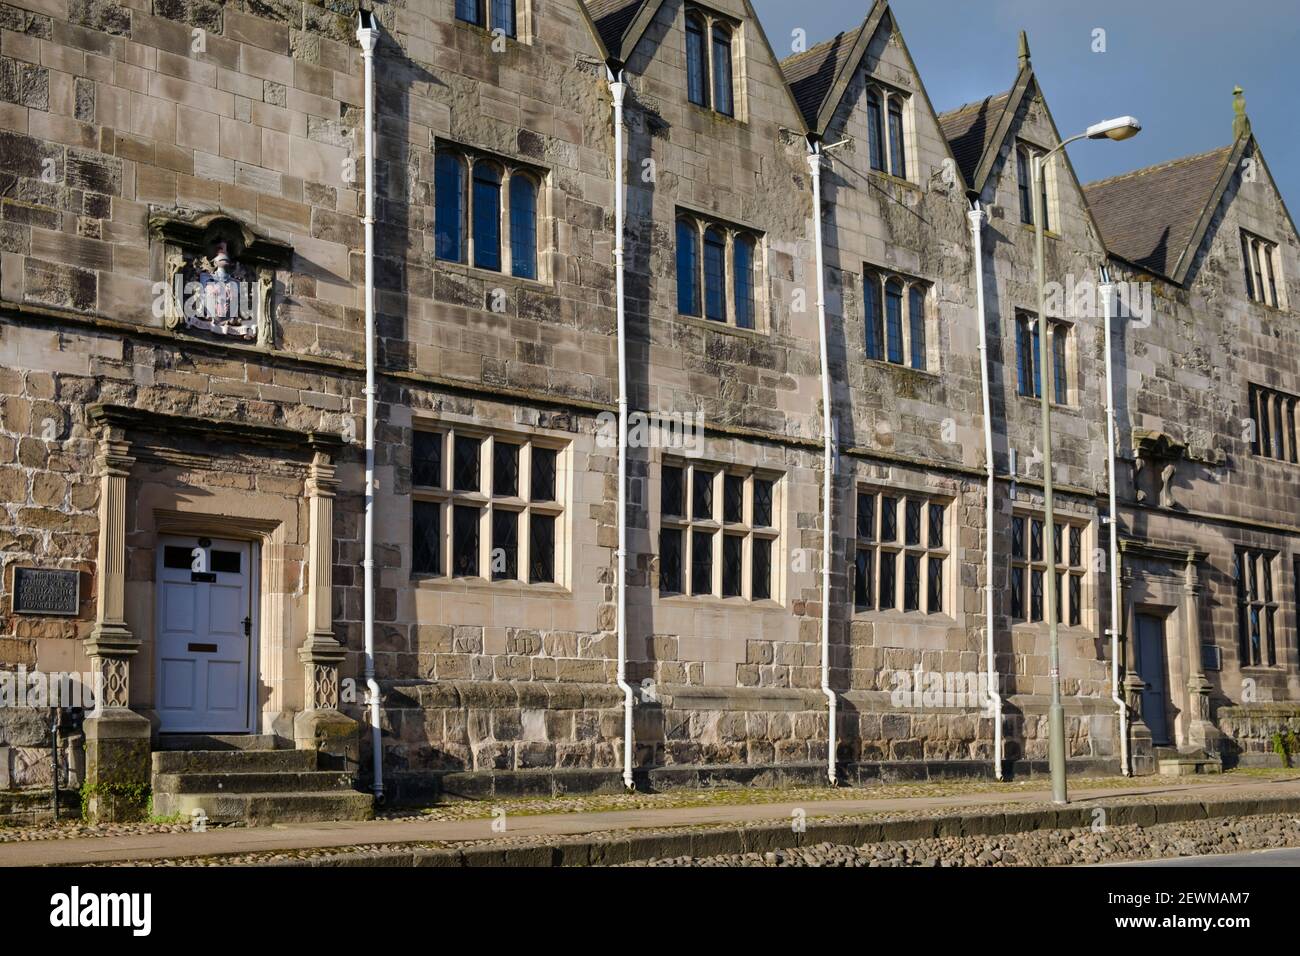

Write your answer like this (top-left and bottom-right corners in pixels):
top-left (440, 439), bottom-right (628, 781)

top-left (65, 776), bottom-right (1300, 867)
top-left (5, 772), bottom-right (1275, 843)
top-left (627, 814), bottom-right (1300, 867)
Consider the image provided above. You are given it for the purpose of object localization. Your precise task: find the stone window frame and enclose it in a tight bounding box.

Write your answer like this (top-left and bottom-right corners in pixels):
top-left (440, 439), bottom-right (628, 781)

top-left (674, 207), bottom-right (767, 332)
top-left (1013, 310), bottom-right (1075, 406)
top-left (151, 213), bottom-right (290, 349)
top-left (863, 81), bottom-right (912, 182)
top-left (1010, 511), bottom-right (1090, 629)
top-left (657, 460), bottom-right (781, 603)
top-left (455, 0), bottom-right (534, 45)
top-left (433, 140), bottom-right (550, 284)
top-left (410, 424), bottom-right (569, 590)
top-left (1014, 141), bottom-right (1054, 232)
top-left (852, 487), bottom-right (951, 617)
top-left (1241, 230), bottom-right (1283, 308)
top-left (683, 4), bottom-right (746, 122)
top-left (862, 264), bottom-right (933, 371)
top-left (1235, 547), bottom-right (1279, 668)
top-left (1248, 382), bottom-right (1299, 463)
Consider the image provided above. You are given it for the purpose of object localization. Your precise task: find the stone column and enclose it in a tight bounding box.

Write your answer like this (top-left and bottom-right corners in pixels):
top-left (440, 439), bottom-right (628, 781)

top-left (82, 418), bottom-right (152, 822)
top-left (293, 443), bottom-right (359, 773)
top-left (1182, 553), bottom-right (1221, 754)
top-left (1119, 551), bottom-right (1154, 774)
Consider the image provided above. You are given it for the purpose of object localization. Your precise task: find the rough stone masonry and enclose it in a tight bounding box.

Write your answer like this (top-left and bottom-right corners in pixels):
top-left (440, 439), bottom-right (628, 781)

top-left (0, 0), bottom-right (1297, 814)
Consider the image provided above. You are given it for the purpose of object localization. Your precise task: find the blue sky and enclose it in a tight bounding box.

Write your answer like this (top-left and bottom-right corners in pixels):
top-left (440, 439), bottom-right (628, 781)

top-left (751, 0), bottom-right (1300, 204)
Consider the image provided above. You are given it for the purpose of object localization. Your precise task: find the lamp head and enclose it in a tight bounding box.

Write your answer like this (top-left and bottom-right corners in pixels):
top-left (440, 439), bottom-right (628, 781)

top-left (1086, 116), bottom-right (1142, 141)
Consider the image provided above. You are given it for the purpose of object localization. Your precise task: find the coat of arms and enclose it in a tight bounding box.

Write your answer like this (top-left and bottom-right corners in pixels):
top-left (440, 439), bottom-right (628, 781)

top-left (153, 213), bottom-right (289, 348)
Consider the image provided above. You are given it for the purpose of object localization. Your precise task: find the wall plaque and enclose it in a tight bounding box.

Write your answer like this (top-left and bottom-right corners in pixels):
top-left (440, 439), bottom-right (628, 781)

top-left (12, 567), bottom-right (80, 616)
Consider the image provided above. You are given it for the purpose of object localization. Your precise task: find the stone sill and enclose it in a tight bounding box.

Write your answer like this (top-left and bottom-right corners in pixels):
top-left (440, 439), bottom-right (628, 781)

top-left (434, 258), bottom-right (555, 292)
top-left (1014, 393), bottom-right (1082, 414)
top-left (673, 311), bottom-right (770, 340)
top-left (862, 357), bottom-right (939, 380)
top-left (656, 594), bottom-right (785, 611)
top-left (409, 575), bottom-right (572, 597)
top-left (867, 170), bottom-right (920, 193)
top-left (1011, 622), bottom-right (1096, 638)
top-left (686, 102), bottom-right (747, 129)
top-left (851, 610), bottom-right (957, 627)
top-left (1018, 222), bottom-right (1063, 241)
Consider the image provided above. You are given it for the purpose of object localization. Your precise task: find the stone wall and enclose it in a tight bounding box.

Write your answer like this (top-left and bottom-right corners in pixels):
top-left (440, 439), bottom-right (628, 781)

top-left (0, 0), bottom-right (1297, 795)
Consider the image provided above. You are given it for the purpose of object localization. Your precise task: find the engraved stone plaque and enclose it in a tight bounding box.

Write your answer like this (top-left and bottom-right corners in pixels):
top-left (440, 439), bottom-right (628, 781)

top-left (12, 567), bottom-right (80, 616)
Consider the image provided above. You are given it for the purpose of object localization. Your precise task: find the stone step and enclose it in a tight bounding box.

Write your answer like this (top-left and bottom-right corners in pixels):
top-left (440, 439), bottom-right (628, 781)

top-left (152, 770), bottom-right (354, 795)
top-left (151, 790), bottom-right (375, 826)
top-left (155, 734), bottom-right (284, 752)
top-left (152, 748), bottom-right (318, 775)
top-left (1155, 746), bottom-right (1223, 775)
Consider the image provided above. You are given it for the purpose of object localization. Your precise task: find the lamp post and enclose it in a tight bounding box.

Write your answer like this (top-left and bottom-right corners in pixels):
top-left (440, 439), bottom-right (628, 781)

top-left (1032, 115), bottom-right (1140, 805)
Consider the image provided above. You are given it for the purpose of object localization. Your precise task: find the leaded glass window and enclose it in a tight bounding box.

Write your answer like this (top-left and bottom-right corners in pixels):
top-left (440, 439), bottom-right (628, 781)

top-left (412, 429), bottom-right (565, 586)
top-left (855, 491), bottom-right (947, 615)
top-left (1011, 512), bottom-right (1088, 626)
top-left (660, 462), bottom-right (779, 601)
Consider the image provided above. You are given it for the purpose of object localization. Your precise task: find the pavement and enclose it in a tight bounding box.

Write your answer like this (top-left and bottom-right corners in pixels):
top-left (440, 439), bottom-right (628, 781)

top-left (1110, 846), bottom-right (1300, 867)
top-left (3, 774), bottom-right (1299, 867)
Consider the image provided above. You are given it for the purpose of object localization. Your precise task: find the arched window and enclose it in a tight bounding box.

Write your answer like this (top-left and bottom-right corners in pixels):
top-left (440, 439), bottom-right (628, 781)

top-left (509, 174), bottom-right (537, 280)
top-left (1051, 323), bottom-right (1068, 404)
top-left (686, 14), bottom-right (708, 108)
top-left (676, 219), bottom-right (700, 316)
top-left (733, 233), bottom-right (756, 329)
top-left (472, 162), bottom-right (502, 272)
top-left (884, 278), bottom-right (904, 364)
top-left (1039, 158), bottom-right (1051, 231)
top-left (866, 90), bottom-right (884, 172)
top-left (711, 24), bottom-right (734, 117)
top-left (703, 226), bottom-right (727, 321)
top-left (908, 284), bottom-right (926, 369)
top-left (1017, 147), bottom-right (1034, 224)
top-left (434, 152), bottom-right (466, 263)
top-left (864, 272), bottom-right (883, 359)
top-left (888, 98), bottom-right (906, 178)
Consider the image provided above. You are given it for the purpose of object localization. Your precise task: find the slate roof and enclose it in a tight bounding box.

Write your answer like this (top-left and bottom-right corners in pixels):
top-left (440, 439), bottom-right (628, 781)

top-left (779, 28), bottom-right (863, 130)
top-left (1083, 146), bottom-right (1234, 278)
top-left (585, 0), bottom-right (647, 59)
top-left (937, 91), bottom-right (1012, 190)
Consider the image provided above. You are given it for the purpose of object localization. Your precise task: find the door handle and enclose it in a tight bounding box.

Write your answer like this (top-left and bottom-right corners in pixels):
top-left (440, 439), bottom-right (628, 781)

top-left (243, 616), bottom-right (252, 637)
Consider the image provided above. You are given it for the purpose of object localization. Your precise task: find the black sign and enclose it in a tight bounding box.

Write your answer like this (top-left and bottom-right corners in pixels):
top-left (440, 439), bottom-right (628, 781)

top-left (12, 567), bottom-right (80, 616)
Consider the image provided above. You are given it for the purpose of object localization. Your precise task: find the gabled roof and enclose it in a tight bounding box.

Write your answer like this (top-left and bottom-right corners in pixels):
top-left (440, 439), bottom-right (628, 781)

top-left (584, 0), bottom-right (647, 61)
top-left (1083, 145), bottom-right (1238, 281)
top-left (581, 0), bottom-right (809, 133)
top-left (777, 1), bottom-right (887, 135)
top-left (935, 67), bottom-right (1034, 195)
top-left (781, 28), bottom-right (865, 130)
top-left (937, 91), bottom-right (1012, 191)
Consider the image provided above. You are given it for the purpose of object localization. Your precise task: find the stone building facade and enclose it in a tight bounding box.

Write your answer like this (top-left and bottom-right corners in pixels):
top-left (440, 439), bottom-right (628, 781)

top-left (0, 0), bottom-right (1297, 816)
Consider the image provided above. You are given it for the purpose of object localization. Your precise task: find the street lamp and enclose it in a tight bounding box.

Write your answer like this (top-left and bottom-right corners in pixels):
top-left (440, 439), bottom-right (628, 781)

top-left (1032, 115), bottom-right (1140, 806)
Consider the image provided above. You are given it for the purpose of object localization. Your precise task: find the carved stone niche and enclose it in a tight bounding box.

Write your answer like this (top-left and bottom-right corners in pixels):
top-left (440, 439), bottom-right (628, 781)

top-left (149, 211), bottom-right (292, 347)
top-left (1132, 429), bottom-right (1187, 509)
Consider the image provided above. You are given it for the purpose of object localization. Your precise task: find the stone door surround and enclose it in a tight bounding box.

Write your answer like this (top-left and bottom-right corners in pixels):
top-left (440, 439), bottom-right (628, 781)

top-left (85, 404), bottom-right (346, 729)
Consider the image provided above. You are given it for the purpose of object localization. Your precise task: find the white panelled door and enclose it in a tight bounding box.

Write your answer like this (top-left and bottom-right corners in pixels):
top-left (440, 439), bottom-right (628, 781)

top-left (155, 536), bottom-right (256, 733)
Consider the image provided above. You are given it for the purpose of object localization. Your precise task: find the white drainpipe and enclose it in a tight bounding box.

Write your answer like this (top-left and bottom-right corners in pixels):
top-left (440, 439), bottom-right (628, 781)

top-left (356, 10), bottom-right (383, 799)
top-left (1099, 266), bottom-right (1130, 775)
top-left (607, 68), bottom-right (635, 791)
top-left (968, 202), bottom-right (1004, 781)
top-left (807, 143), bottom-right (837, 786)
